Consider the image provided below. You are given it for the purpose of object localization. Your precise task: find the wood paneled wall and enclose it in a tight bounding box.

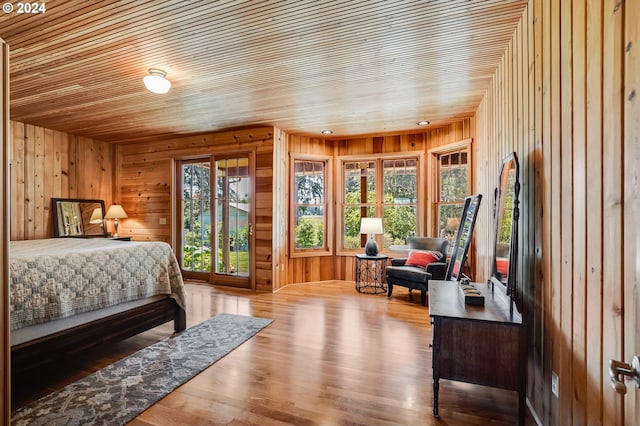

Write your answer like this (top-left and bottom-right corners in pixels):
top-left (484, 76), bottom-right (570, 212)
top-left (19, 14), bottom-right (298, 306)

top-left (8, 121), bottom-right (114, 241)
top-left (115, 127), bottom-right (275, 292)
top-left (284, 122), bottom-right (472, 286)
top-left (472, 1), bottom-right (640, 424)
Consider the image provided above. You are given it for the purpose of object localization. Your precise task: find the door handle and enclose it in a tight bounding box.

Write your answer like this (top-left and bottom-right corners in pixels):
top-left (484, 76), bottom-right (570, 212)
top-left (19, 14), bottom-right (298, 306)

top-left (248, 224), bottom-right (253, 236)
top-left (609, 355), bottom-right (640, 394)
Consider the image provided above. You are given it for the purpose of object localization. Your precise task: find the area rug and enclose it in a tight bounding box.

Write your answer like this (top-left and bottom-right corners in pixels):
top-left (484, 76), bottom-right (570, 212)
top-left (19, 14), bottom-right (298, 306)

top-left (12, 313), bottom-right (273, 426)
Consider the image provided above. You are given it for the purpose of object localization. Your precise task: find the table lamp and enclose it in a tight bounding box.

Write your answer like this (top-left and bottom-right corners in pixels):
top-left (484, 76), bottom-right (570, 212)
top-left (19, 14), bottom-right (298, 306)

top-left (360, 217), bottom-right (383, 256)
top-left (104, 204), bottom-right (128, 237)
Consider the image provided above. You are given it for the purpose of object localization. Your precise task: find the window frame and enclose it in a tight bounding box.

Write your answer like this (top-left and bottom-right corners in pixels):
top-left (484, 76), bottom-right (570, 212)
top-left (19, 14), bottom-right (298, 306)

top-left (289, 153), bottom-right (333, 258)
top-left (336, 152), bottom-right (424, 256)
top-left (428, 139), bottom-right (473, 252)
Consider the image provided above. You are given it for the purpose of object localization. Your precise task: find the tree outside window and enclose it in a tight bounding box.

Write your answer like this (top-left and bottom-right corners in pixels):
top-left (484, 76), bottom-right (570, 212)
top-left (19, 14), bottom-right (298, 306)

top-left (293, 159), bottom-right (327, 250)
top-left (436, 150), bottom-right (469, 254)
top-left (343, 161), bottom-right (376, 249)
top-left (181, 161), bottom-right (211, 272)
top-left (382, 159), bottom-right (417, 247)
top-left (341, 157), bottom-right (418, 251)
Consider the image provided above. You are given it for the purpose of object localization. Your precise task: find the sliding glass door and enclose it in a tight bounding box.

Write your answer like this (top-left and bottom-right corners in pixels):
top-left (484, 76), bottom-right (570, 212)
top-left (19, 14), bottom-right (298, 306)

top-left (177, 154), bottom-right (253, 288)
top-left (214, 156), bottom-right (251, 284)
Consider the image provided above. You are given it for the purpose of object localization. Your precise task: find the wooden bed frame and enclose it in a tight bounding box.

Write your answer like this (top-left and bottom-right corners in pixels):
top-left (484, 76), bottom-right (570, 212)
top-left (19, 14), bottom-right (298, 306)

top-left (11, 295), bottom-right (186, 374)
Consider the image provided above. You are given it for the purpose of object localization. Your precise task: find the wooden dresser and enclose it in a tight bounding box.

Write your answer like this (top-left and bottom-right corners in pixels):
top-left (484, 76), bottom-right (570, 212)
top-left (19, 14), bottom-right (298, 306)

top-left (428, 280), bottom-right (527, 425)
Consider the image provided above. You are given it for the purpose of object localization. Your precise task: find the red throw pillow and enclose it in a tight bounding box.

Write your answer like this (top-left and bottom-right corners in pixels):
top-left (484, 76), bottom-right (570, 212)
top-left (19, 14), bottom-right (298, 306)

top-left (405, 249), bottom-right (443, 268)
top-left (496, 257), bottom-right (509, 275)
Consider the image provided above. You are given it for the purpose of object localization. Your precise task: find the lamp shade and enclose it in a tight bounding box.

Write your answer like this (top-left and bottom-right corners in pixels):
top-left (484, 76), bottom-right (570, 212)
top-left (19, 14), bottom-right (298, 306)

top-left (143, 69), bottom-right (171, 94)
top-left (89, 207), bottom-right (104, 224)
top-left (360, 217), bottom-right (383, 235)
top-left (104, 204), bottom-right (128, 219)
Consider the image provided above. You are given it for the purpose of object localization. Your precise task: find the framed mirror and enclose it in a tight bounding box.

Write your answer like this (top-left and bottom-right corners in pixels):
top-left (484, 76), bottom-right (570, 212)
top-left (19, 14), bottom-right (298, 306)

top-left (52, 198), bottom-right (108, 237)
top-left (490, 152), bottom-right (520, 309)
top-left (446, 194), bottom-right (482, 281)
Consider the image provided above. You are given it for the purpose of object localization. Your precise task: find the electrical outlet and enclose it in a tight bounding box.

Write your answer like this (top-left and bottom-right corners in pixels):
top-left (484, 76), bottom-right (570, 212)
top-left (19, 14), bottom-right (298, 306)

top-left (551, 371), bottom-right (559, 398)
top-left (159, 218), bottom-right (167, 225)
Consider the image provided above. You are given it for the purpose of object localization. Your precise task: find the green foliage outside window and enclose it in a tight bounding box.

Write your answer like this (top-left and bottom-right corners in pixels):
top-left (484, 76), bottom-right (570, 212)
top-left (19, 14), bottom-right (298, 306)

top-left (183, 221), bottom-right (212, 270)
top-left (182, 163), bottom-right (211, 272)
top-left (382, 160), bottom-right (417, 246)
top-left (338, 158), bottom-right (419, 250)
top-left (295, 217), bottom-right (324, 248)
top-left (437, 154), bottom-right (469, 251)
top-left (182, 162), bottom-right (250, 273)
top-left (294, 160), bottom-right (326, 250)
top-left (383, 203), bottom-right (417, 245)
top-left (440, 167), bottom-right (468, 202)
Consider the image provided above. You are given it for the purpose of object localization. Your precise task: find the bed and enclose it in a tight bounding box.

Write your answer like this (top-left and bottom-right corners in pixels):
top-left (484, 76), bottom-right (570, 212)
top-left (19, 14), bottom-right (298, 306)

top-left (9, 238), bottom-right (187, 372)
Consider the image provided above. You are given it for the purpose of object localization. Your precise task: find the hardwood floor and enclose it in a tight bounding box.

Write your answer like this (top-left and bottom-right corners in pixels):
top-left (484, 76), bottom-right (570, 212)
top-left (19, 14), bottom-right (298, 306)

top-left (13, 280), bottom-right (531, 425)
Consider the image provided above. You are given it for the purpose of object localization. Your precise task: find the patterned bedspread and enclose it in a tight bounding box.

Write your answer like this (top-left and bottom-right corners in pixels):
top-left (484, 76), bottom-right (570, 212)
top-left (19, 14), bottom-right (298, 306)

top-left (10, 238), bottom-right (187, 331)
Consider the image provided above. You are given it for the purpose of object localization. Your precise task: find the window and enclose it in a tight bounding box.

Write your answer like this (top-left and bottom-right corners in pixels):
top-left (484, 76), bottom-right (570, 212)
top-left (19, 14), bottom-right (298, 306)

top-left (342, 160), bottom-right (376, 249)
top-left (339, 156), bottom-right (419, 252)
top-left (290, 155), bottom-right (332, 256)
top-left (382, 158), bottom-right (418, 247)
top-left (435, 149), bottom-right (470, 253)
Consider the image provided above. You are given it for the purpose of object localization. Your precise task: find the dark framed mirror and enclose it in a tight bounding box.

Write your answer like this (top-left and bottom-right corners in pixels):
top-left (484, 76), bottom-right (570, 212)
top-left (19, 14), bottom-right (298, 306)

top-left (490, 152), bottom-right (520, 310)
top-left (52, 198), bottom-right (108, 237)
top-left (446, 194), bottom-right (482, 281)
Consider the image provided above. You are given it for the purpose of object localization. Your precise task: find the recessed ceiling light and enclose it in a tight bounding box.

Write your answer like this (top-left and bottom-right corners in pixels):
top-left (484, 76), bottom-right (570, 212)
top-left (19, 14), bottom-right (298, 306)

top-left (143, 68), bottom-right (172, 94)
top-left (321, 130), bottom-right (333, 135)
top-left (417, 120), bottom-right (430, 126)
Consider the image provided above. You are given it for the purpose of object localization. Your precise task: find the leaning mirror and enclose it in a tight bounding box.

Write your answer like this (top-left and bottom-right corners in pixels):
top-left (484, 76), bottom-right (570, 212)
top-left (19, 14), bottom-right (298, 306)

top-left (490, 152), bottom-right (520, 308)
top-left (446, 194), bottom-right (482, 281)
top-left (52, 198), bottom-right (107, 237)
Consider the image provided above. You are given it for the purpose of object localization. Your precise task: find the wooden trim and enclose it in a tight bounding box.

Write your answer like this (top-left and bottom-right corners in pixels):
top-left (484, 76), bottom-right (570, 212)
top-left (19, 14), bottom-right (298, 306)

top-left (181, 270), bottom-right (210, 281)
top-left (210, 274), bottom-right (252, 288)
top-left (289, 153), bottom-right (333, 258)
top-left (174, 157), bottom-right (184, 268)
top-left (247, 149), bottom-right (257, 291)
top-left (427, 138), bottom-right (473, 155)
top-left (335, 150), bottom-right (425, 161)
top-left (169, 157), bottom-right (177, 249)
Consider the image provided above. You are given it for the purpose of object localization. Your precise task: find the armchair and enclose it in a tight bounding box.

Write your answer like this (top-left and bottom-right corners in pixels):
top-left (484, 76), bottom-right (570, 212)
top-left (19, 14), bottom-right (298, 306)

top-left (385, 237), bottom-right (449, 306)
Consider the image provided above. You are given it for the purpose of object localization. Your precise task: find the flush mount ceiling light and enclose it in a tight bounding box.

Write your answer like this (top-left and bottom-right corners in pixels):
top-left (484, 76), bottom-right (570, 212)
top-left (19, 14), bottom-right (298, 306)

top-left (417, 120), bottom-right (430, 126)
top-left (143, 68), bottom-right (171, 94)
top-left (321, 130), bottom-right (333, 135)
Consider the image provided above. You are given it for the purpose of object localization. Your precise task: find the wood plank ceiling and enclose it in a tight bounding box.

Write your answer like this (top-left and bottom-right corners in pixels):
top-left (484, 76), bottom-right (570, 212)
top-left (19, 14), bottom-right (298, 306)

top-left (0, 0), bottom-right (527, 143)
